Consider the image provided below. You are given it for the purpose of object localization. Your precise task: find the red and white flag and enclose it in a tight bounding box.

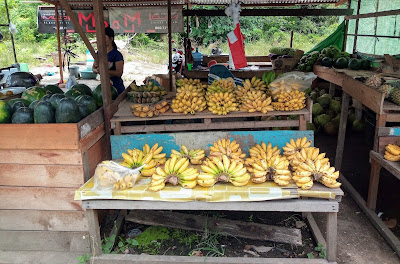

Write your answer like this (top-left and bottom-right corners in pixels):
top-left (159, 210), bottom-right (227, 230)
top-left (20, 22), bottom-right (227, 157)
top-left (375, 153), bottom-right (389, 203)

top-left (227, 23), bottom-right (247, 70)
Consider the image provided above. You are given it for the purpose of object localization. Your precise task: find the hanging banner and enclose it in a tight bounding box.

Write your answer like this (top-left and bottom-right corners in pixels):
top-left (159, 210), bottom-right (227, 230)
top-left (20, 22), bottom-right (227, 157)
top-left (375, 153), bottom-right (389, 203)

top-left (109, 7), bottom-right (183, 33)
top-left (37, 6), bottom-right (109, 33)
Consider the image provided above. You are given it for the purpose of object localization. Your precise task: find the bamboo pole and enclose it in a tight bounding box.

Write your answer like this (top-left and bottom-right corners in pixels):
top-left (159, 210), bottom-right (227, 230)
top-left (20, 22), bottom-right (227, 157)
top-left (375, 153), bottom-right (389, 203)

top-left (168, 0), bottom-right (173, 91)
top-left (4, 0), bottom-right (17, 64)
top-left (54, 4), bottom-right (63, 83)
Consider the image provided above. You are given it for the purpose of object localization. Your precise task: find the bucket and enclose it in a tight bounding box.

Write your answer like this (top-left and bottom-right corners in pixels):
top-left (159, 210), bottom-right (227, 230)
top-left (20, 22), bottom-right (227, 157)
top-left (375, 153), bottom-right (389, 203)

top-left (68, 66), bottom-right (80, 78)
top-left (19, 63), bottom-right (29, 72)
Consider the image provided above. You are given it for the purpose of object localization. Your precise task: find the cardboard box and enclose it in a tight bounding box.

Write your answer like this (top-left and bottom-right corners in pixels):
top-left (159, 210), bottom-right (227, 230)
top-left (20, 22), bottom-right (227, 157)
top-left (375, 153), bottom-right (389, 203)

top-left (380, 54), bottom-right (400, 75)
top-left (271, 50), bottom-right (304, 71)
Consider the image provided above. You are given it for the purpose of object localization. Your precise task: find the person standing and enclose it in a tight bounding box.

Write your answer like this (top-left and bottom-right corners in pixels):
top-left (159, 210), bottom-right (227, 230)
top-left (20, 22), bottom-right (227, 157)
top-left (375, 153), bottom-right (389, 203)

top-left (92, 27), bottom-right (125, 94)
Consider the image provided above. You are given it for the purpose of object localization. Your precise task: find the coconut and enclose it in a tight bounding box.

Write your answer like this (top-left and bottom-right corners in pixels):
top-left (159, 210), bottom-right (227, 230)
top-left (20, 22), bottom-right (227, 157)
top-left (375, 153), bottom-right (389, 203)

top-left (319, 89), bottom-right (327, 96)
top-left (347, 112), bottom-right (356, 126)
top-left (307, 122), bottom-right (317, 133)
top-left (316, 95), bottom-right (331, 108)
top-left (329, 99), bottom-right (341, 113)
top-left (315, 114), bottom-right (331, 127)
top-left (310, 91), bottom-right (318, 102)
top-left (325, 109), bottom-right (336, 119)
top-left (324, 122), bottom-right (339, 136)
top-left (352, 119), bottom-right (366, 132)
top-left (312, 103), bottom-right (324, 116)
top-left (331, 115), bottom-right (340, 127)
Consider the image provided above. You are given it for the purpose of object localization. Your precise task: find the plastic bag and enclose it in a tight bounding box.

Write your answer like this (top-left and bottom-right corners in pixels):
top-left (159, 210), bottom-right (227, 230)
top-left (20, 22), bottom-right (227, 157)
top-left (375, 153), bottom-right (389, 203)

top-left (93, 161), bottom-right (143, 191)
top-left (269, 71), bottom-right (317, 95)
top-left (65, 74), bottom-right (77, 90)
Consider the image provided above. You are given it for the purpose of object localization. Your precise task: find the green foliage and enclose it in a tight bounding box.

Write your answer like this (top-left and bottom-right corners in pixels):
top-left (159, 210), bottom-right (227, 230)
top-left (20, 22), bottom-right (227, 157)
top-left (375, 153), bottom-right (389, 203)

top-left (190, 227), bottom-right (225, 257)
top-left (77, 253), bottom-right (90, 264)
top-left (116, 237), bottom-right (139, 253)
top-left (315, 243), bottom-right (327, 259)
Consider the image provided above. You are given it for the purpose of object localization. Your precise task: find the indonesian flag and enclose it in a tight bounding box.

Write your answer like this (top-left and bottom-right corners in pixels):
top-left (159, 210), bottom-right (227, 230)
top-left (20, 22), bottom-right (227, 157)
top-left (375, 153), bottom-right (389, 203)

top-left (227, 23), bottom-right (247, 70)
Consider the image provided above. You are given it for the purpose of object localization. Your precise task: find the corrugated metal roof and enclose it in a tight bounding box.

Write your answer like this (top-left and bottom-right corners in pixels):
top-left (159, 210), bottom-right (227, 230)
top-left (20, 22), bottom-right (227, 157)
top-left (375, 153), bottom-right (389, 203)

top-left (190, 0), bottom-right (341, 4)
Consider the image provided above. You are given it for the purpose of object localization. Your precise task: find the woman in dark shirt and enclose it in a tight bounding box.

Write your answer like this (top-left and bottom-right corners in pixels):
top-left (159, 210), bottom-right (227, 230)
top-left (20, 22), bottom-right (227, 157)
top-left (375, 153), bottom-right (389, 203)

top-left (93, 27), bottom-right (125, 94)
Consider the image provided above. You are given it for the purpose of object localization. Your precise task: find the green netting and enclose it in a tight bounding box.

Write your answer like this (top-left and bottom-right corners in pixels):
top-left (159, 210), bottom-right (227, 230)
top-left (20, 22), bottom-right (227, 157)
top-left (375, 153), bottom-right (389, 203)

top-left (305, 21), bottom-right (345, 54)
top-left (347, 0), bottom-right (400, 55)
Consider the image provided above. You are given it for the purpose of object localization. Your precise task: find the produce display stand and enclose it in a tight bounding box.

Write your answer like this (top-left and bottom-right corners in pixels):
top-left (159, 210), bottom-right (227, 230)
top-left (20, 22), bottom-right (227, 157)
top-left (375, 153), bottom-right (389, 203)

top-left (75, 130), bottom-right (343, 263)
top-left (111, 95), bottom-right (312, 134)
top-left (184, 67), bottom-right (271, 79)
top-left (0, 90), bottom-right (127, 252)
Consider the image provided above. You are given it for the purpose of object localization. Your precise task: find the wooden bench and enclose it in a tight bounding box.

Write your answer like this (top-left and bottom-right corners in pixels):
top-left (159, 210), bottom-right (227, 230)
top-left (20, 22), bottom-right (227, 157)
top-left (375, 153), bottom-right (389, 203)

top-left (80, 130), bottom-right (343, 263)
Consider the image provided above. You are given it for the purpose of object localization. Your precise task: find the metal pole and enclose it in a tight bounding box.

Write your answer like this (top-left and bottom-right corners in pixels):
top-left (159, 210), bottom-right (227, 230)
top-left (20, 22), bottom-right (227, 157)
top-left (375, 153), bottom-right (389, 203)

top-left (168, 0), bottom-right (173, 91)
top-left (4, 0), bottom-right (17, 64)
top-left (54, 4), bottom-right (64, 83)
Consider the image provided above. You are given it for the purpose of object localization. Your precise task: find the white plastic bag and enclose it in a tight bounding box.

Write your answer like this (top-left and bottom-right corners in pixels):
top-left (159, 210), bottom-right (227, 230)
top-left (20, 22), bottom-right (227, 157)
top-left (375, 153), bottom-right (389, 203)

top-left (65, 74), bottom-right (77, 90)
top-left (269, 71), bottom-right (317, 94)
top-left (93, 161), bottom-right (143, 192)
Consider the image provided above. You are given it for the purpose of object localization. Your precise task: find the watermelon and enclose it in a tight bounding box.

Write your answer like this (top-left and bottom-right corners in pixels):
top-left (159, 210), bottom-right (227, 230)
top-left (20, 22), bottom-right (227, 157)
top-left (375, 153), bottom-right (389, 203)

top-left (12, 107), bottom-right (34, 124)
top-left (0, 100), bottom-right (12, 123)
top-left (41, 94), bottom-right (53, 102)
top-left (64, 88), bottom-right (84, 99)
top-left (72, 84), bottom-right (92, 96)
top-left (43, 84), bottom-right (64, 94)
top-left (29, 100), bottom-right (40, 110)
top-left (49, 93), bottom-right (66, 109)
top-left (360, 59), bottom-right (371, 70)
top-left (321, 57), bottom-right (333, 67)
top-left (348, 58), bottom-right (361, 70)
top-left (78, 104), bottom-right (91, 119)
top-left (334, 57), bottom-right (348, 69)
top-left (8, 98), bottom-right (30, 113)
top-left (75, 95), bottom-right (97, 115)
top-left (34, 101), bottom-right (55, 123)
top-left (93, 85), bottom-right (118, 107)
top-left (55, 97), bottom-right (81, 123)
top-left (21, 86), bottom-right (47, 104)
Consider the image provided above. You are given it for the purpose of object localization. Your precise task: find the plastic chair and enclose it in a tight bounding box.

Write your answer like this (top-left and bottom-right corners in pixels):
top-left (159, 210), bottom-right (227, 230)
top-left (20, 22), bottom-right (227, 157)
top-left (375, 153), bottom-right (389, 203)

top-left (208, 64), bottom-right (243, 86)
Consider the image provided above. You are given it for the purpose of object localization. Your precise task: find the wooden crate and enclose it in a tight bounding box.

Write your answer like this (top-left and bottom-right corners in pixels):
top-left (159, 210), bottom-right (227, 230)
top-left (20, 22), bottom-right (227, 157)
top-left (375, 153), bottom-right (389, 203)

top-left (0, 91), bottom-right (127, 252)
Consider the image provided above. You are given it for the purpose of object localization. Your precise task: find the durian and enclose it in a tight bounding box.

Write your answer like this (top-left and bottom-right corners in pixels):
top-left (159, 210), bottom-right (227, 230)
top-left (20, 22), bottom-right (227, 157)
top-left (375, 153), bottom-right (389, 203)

top-left (389, 89), bottom-right (400, 105)
top-left (364, 74), bottom-right (384, 89)
top-left (377, 84), bottom-right (394, 99)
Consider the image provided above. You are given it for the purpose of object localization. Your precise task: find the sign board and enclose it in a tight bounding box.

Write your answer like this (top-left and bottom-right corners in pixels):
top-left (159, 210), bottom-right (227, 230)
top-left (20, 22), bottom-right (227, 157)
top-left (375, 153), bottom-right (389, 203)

top-left (38, 6), bottom-right (109, 33)
top-left (37, 6), bottom-right (183, 34)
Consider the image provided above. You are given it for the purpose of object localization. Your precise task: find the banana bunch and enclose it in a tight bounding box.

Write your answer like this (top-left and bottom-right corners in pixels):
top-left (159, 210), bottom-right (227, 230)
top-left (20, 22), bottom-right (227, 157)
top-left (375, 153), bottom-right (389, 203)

top-left (272, 90), bottom-right (306, 111)
top-left (176, 79), bottom-right (206, 97)
top-left (239, 91), bottom-right (274, 114)
top-left (207, 92), bottom-right (238, 115)
top-left (171, 145), bottom-right (206, 165)
top-left (95, 161), bottom-right (140, 189)
top-left (142, 143), bottom-right (167, 165)
top-left (245, 142), bottom-right (280, 166)
top-left (198, 155), bottom-right (250, 187)
top-left (131, 101), bottom-right (169, 118)
top-left (148, 157), bottom-right (199, 191)
top-left (209, 138), bottom-right (246, 161)
top-left (240, 77), bottom-right (267, 92)
top-left (293, 158), bottom-right (341, 189)
top-left (269, 80), bottom-right (303, 99)
top-left (282, 137), bottom-right (312, 161)
top-left (248, 155), bottom-right (291, 186)
top-left (113, 173), bottom-right (141, 190)
top-left (176, 78), bottom-right (204, 88)
top-left (207, 79), bottom-right (236, 94)
top-left (121, 149), bottom-right (157, 176)
top-left (384, 144), bottom-right (400, 161)
top-left (290, 147), bottom-right (329, 171)
top-left (262, 71), bottom-right (276, 86)
top-left (171, 91), bottom-right (207, 115)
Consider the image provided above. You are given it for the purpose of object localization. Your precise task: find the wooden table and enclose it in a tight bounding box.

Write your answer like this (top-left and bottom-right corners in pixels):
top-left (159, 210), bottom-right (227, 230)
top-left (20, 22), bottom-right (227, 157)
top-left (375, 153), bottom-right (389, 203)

top-left (84, 186), bottom-right (343, 264)
top-left (184, 67), bottom-right (272, 80)
top-left (111, 97), bottom-right (311, 135)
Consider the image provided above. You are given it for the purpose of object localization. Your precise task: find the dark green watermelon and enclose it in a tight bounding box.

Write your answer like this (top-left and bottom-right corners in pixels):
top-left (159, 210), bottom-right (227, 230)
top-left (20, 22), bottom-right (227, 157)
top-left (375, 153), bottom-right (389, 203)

top-left (360, 59), bottom-right (371, 70)
top-left (64, 88), bottom-right (84, 99)
top-left (0, 100), bottom-right (12, 123)
top-left (43, 84), bottom-right (64, 94)
top-left (348, 58), bottom-right (361, 70)
top-left (29, 100), bottom-right (40, 110)
top-left (8, 98), bottom-right (30, 113)
top-left (41, 94), bottom-right (53, 102)
top-left (321, 57), bottom-right (333, 67)
top-left (12, 107), bottom-right (34, 124)
top-left (75, 95), bottom-right (97, 115)
top-left (92, 85), bottom-right (118, 107)
top-left (72, 84), bottom-right (92, 97)
top-left (49, 93), bottom-right (66, 109)
top-left (21, 86), bottom-right (47, 104)
top-left (55, 97), bottom-right (81, 123)
top-left (334, 57), bottom-right (348, 69)
top-left (78, 104), bottom-right (91, 119)
top-left (34, 101), bottom-right (55, 123)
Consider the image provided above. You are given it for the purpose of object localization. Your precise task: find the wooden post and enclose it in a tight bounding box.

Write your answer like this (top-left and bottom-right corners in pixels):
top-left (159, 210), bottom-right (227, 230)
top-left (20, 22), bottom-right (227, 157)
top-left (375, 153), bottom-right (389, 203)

top-left (86, 209), bottom-right (102, 257)
top-left (374, 114), bottom-right (387, 151)
top-left (290, 31), bottom-right (294, 48)
top-left (335, 92), bottom-right (350, 170)
top-left (4, 0), bottom-right (17, 63)
top-left (54, 4), bottom-right (63, 83)
top-left (93, 0), bottom-right (112, 155)
top-left (326, 212), bottom-right (338, 262)
top-left (168, 0), bottom-right (173, 91)
top-left (342, 0), bottom-right (351, 51)
top-left (367, 158), bottom-right (381, 210)
top-left (352, 0), bottom-right (362, 54)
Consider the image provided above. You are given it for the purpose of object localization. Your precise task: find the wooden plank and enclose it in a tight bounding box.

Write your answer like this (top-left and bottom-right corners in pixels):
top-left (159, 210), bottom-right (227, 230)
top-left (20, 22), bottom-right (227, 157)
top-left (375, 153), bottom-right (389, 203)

top-left (0, 149), bottom-right (82, 165)
top-left (83, 199), bottom-right (338, 212)
top-left (304, 212), bottom-right (327, 248)
top-left (126, 210), bottom-right (302, 246)
top-left (0, 230), bottom-right (90, 252)
top-left (0, 210), bottom-right (88, 231)
top-left (382, 100), bottom-right (400, 111)
top-left (0, 250), bottom-right (89, 264)
top-left (0, 124), bottom-right (79, 150)
top-left (377, 136), bottom-right (399, 154)
top-left (184, 69), bottom-right (268, 79)
top-left (77, 107), bottom-right (104, 140)
top-left (120, 119), bottom-right (300, 133)
top-left (340, 174), bottom-right (400, 257)
top-left (345, 9), bottom-right (400, 20)
top-left (326, 212), bottom-right (337, 262)
top-left (335, 92), bottom-right (350, 170)
top-left (87, 209), bottom-right (102, 256)
top-left (203, 55), bottom-right (271, 64)
top-left (79, 122), bottom-right (105, 153)
top-left (377, 127), bottom-right (400, 137)
top-left (367, 157), bottom-right (381, 210)
top-left (370, 151), bottom-right (400, 181)
top-left (86, 135), bottom-right (108, 183)
top-left (93, 254), bottom-right (330, 264)
top-left (313, 66), bottom-right (344, 86)
top-left (111, 130), bottom-right (314, 159)
top-left (383, 112), bottom-right (400, 122)
top-left (0, 186), bottom-right (82, 211)
top-left (0, 164), bottom-right (84, 188)
top-left (374, 114), bottom-right (387, 151)
top-left (342, 77), bottom-right (384, 114)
